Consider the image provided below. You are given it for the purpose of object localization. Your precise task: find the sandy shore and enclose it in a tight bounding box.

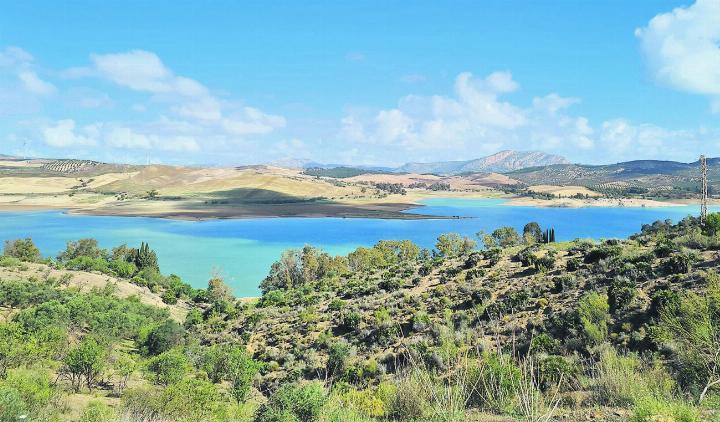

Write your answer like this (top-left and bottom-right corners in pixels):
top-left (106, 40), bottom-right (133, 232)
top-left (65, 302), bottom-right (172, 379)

top-left (506, 197), bottom-right (685, 208)
top-left (0, 190), bottom-right (694, 219)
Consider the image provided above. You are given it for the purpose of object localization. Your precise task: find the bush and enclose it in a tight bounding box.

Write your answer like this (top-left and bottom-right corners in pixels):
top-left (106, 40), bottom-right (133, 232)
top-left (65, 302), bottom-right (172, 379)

top-left (65, 256), bottom-right (111, 273)
top-left (630, 396), bottom-right (699, 422)
top-left (577, 292), bottom-right (610, 345)
top-left (387, 374), bottom-right (426, 421)
top-left (466, 353), bottom-right (520, 414)
top-left (143, 320), bottom-right (185, 355)
top-left (58, 238), bottom-right (106, 262)
top-left (591, 347), bottom-right (674, 407)
top-left (664, 250), bottom-right (698, 274)
top-left (200, 345), bottom-right (258, 402)
top-left (61, 337), bottom-right (105, 392)
top-left (0, 368), bottom-right (57, 421)
top-left (146, 349), bottom-right (190, 385)
top-left (79, 401), bottom-right (116, 422)
top-left (537, 355), bottom-right (579, 391)
top-left (3, 238), bottom-right (41, 263)
top-left (255, 381), bottom-right (327, 422)
top-left (109, 259), bottom-right (136, 278)
top-left (608, 276), bottom-right (636, 313)
top-left (339, 309), bottom-right (362, 331)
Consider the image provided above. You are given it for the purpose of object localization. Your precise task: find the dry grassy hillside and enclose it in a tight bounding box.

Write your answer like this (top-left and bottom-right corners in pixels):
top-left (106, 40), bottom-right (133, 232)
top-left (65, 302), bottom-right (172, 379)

top-left (0, 159), bottom-right (507, 219)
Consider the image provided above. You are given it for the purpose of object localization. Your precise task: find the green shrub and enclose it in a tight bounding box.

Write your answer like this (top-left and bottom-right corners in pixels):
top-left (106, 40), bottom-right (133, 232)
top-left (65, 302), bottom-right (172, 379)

top-left (61, 337), bottom-right (105, 392)
top-left (529, 334), bottom-right (560, 355)
top-left (146, 349), bottom-right (190, 385)
top-left (79, 401), bottom-right (116, 422)
top-left (0, 256), bottom-right (21, 268)
top-left (664, 250), bottom-right (698, 274)
top-left (630, 396), bottom-right (699, 422)
top-left (3, 238), bottom-right (41, 262)
top-left (577, 292), bottom-right (610, 345)
top-left (339, 309), bottom-right (362, 331)
top-left (0, 368), bottom-right (57, 422)
top-left (387, 374), bottom-right (426, 421)
top-left (255, 381), bottom-right (327, 422)
top-left (466, 353), bottom-right (520, 414)
top-left (109, 259), bottom-right (136, 278)
top-left (142, 320), bottom-right (185, 355)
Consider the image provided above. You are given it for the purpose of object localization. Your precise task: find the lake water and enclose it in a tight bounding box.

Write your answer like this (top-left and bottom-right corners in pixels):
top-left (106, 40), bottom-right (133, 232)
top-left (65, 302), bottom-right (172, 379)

top-left (0, 198), bottom-right (712, 296)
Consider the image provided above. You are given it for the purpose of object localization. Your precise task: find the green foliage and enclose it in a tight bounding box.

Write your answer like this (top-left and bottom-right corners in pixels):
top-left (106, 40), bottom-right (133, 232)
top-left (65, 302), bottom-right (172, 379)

top-left (435, 233), bottom-right (475, 257)
top-left (3, 238), bottom-right (41, 262)
top-left (523, 222), bottom-right (543, 244)
top-left (491, 226), bottom-right (521, 248)
top-left (664, 249), bottom-right (698, 274)
top-left (200, 344), bottom-right (258, 402)
top-left (0, 368), bottom-right (57, 422)
top-left (61, 337), bottom-right (105, 392)
top-left (132, 242), bottom-right (159, 272)
top-left (142, 320), bottom-right (185, 355)
top-left (630, 397), bottom-right (699, 422)
top-left (591, 346), bottom-right (675, 407)
top-left (577, 292), bottom-right (611, 345)
top-left (58, 238), bottom-right (106, 262)
top-left (147, 349), bottom-right (190, 385)
top-left (64, 256), bottom-right (111, 273)
top-left (122, 380), bottom-right (227, 422)
top-left (327, 339), bottom-right (354, 378)
top-left (79, 401), bottom-right (116, 422)
top-left (466, 353), bottom-right (521, 414)
top-left (704, 212), bottom-right (720, 236)
top-left (255, 381), bottom-right (327, 422)
top-left (656, 273), bottom-right (720, 402)
top-left (340, 309), bottom-right (362, 331)
top-left (109, 258), bottom-right (136, 278)
top-left (262, 246), bottom-right (349, 293)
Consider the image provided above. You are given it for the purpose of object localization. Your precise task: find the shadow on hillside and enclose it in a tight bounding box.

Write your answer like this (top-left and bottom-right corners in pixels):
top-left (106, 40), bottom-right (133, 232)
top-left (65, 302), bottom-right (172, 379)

top-left (198, 188), bottom-right (327, 205)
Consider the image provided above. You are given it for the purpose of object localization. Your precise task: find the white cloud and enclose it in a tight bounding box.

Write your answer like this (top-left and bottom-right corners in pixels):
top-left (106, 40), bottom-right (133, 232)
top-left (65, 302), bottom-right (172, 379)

top-left (340, 71), bottom-right (528, 150)
top-left (636, 0), bottom-right (720, 110)
top-left (43, 120), bottom-right (97, 147)
top-left (0, 47), bottom-right (56, 96)
top-left (42, 121), bottom-right (200, 153)
top-left (18, 71), bottom-right (56, 95)
top-left (338, 71), bottom-right (720, 163)
top-left (532, 93), bottom-right (580, 114)
top-left (85, 50), bottom-right (285, 138)
top-left (93, 50), bottom-right (181, 94)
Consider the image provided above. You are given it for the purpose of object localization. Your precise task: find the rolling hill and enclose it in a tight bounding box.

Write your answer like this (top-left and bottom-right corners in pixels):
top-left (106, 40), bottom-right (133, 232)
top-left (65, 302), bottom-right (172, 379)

top-left (507, 158), bottom-right (718, 196)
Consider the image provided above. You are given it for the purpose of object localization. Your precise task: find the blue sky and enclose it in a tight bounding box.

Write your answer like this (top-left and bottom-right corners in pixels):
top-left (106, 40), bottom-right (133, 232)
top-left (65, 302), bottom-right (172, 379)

top-left (0, 0), bottom-right (719, 166)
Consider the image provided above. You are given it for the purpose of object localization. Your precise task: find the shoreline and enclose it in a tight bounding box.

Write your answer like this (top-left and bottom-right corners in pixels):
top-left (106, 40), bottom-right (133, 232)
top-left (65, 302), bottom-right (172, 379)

top-left (504, 196), bottom-right (688, 208)
top-left (0, 194), bottom-right (701, 220)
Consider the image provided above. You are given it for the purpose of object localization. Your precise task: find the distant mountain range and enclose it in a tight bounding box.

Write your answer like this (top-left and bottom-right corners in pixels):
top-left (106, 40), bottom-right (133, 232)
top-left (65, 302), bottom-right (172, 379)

top-left (268, 158), bottom-right (395, 172)
top-left (395, 150), bottom-right (570, 175)
top-left (271, 150), bottom-right (570, 175)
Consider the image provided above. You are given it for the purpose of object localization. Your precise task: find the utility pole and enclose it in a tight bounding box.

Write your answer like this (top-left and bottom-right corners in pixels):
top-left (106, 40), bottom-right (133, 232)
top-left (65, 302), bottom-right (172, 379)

top-left (701, 155), bottom-right (708, 225)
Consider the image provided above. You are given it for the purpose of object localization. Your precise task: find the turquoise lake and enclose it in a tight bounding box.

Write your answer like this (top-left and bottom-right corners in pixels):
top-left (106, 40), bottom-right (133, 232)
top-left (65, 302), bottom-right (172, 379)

top-left (0, 198), bottom-right (713, 297)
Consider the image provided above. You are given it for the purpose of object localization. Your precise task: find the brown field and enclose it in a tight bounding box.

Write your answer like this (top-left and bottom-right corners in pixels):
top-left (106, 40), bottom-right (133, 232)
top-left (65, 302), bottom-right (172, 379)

top-left (1, 157), bottom-right (677, 218)
top-left (527, 184), bottom-right (602, 197)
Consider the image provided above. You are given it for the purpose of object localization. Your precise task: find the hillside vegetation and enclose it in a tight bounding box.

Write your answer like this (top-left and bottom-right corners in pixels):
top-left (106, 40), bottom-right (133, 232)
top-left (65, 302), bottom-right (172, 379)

top-left (4, 214), bottom-right (720, 420)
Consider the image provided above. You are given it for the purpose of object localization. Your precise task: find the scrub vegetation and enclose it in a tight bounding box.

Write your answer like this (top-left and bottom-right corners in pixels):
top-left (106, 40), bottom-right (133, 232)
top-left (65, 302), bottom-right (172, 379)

top-left (3, 215), bottom-right (720, 420)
